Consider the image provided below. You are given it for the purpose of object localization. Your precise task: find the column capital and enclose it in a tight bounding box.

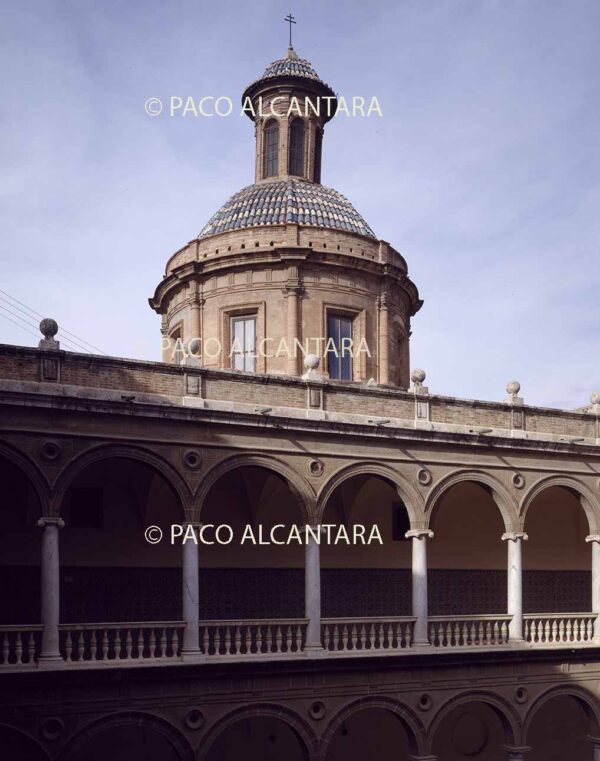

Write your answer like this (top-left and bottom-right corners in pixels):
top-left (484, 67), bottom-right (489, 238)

top-left (406, 529), bottom-right (434, 540)
top-left (303, 523), bottom-right (328, 535)
top-left (37, 516), bottom-right (65, 530)
top-left (502, 532), bottom-right (528, 542)
top-left (586, 535), bottom-right (600, 544)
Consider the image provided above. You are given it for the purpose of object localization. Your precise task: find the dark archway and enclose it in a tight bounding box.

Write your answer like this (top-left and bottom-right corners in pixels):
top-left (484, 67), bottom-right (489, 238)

top-left (59, 711), bottom-right (193, 761)
top-left (523, 485), bottom-right (591, 615)
top-left (59, 456), bottom-right (183, 623)
top-left (524, 687), bottom-right (600, 761)
top-left (320, 473), bottom-right (412, 618)
top-left (0, 724), bottom-right (50, 761)
top-left (0, 454), bottom-right (43, 624)
top-left (323, 699), bottom-right (424, 761)
top-left (428, 480), bottom-right (508, 617)
top-left (430, 696), bottom-right (518, 761)
top-left (199, 464), bottom-right (306, 619)
top-left (205, 714), bottom-right (307, 761)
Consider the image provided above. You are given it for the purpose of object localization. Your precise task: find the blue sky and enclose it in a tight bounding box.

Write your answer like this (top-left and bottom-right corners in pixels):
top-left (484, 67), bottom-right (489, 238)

top-left (1, 0), bottom-right (598, 408)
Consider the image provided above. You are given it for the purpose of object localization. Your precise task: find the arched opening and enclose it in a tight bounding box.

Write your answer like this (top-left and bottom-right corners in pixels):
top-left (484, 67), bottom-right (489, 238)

top-left (431, 699), bottom-right (514, 761)
top-left (320, 474), bottom-right (412, 618)
top-left (59, 456), bottom-right (183, 623)
top-left (526, 692), bottom-right (600, 760)
top-left (523, 486), bottom-right (591, 615)
top-left (325, 707), bottom-right (413, 761)
top-left (288, 119), bottom-right (305, 176)
top-left (263, 119), bottom-right (279, 178)
top-left (0, 724), bottom-right (49, 761)
top-left (428, 481), bottom-right (507, 616)
top-left (60, 713), bottom-right (191, 761)
top-left (205, 715), bottom-right (307, 761)
top-left (0, 454), bottom-right (42, 624)
top-left (200, 465), bottom-right (305, 619)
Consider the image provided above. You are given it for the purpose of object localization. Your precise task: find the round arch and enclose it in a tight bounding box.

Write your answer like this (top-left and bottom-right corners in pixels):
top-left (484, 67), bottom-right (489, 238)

top-left (51, 444), bottom-right (192, 519)
top-left (427, 690), bottom-right (522, 752)
top-left (58, 711), bottom-right (194, 761)
top-left (523, 685), bottom-right (600, 741)
top-left (0, 723), bottom-right (51, 761)
top-left (196, 454), bottom-right (315, 524)
top-left (520, 476), bottom-right (600, 534)
top-left (425, 469), bottom-right (519, 532)
top-left (317, 462), bottom-right (425, 528)
top-left (0, 441), bottom-right (50, 515)
top-left (321, 696), bottom-right (426, 757)
top-left (196, 703), bottom-right (317, 761)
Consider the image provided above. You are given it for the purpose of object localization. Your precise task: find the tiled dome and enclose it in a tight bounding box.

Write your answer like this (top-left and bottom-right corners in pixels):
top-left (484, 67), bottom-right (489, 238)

top-left (199, 180), bottom-right (376, 239)
top-left (243, 46), bottom-right (334, 94)
top-left (261, 54), bottom-right (322, 82)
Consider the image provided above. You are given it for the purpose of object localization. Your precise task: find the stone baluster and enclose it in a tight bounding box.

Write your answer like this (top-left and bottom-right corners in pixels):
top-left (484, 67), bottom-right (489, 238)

top-left (502, 532), bottom-right (528, 641)
top-left (37, 516), bottom-right (65, 665)
top-left (406, 529), bottom-right (434, 645)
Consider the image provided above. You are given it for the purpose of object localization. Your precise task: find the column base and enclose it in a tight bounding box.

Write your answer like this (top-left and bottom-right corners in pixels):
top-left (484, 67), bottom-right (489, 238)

top-left (304, 644), bottom-right (327, 657)
top-left (181, 648), bottom-right (206, 663)
top-left (37, 654), bottom-right (65, 669)
top-left (412, 639), bottom-right (432, 648)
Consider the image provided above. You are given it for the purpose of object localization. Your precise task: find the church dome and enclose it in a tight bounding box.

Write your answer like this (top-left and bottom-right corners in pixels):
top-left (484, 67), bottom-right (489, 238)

top-left (198, 179), bottom-right (376, 239)
top-left (242, 46), bottom-right (336, 106)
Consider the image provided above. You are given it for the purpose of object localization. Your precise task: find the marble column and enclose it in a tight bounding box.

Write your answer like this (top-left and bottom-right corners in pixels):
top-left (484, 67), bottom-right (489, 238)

top-left (502, 532), bottom-right (527, 641)
top-left (589, 737), bottom-right (600, 761)
top-left (305, 526), bottom-right (324, 653)
top-left (182, 524), bottom-right (201, 658)
top-left (37, 516), bottom-right (65, 664)
top-left (586, 535), bottom-right (600, 638)
top-left (406, 529), bottom-right (433, 645)
top-left (378, 295), bottom-right (389, 385)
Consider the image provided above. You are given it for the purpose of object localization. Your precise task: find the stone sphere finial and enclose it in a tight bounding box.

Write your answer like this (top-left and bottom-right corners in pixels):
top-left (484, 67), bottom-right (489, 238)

top-left (506, 380), bottom-right (521, 395)
top-left (411, 368), bottom-right (426, 385)
top-left (591, 392), bottom-right (600, 406)
top-left (187, 337), bottom-right (201, 357)
top-left (39, 318), bottom-right (58, 340)
top-left (304, 354), bottom-right (320, 371)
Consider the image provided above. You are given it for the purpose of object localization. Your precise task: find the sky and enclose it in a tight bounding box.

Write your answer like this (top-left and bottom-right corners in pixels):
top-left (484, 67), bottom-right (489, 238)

top-left (1, 0), bottom-right (599, 409)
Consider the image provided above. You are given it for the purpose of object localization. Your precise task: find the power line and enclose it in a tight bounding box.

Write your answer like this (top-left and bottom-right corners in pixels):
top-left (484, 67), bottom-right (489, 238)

top-left (0, 303), bottom-right (81, 352)
top-left (0, 310), bottom-right (42, 343)
top-left (0, 288), bottom-right (107, 355)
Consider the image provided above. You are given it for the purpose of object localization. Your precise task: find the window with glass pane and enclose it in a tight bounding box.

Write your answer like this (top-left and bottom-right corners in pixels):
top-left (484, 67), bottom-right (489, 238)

top-left (231, 316), bottom-right (256, 372)
top-left (289, 120), bottom-right (305, 176)
top-left (327, 314), bottom-right (353, 381)
top-left (263, 120), bottom-right (279, 178)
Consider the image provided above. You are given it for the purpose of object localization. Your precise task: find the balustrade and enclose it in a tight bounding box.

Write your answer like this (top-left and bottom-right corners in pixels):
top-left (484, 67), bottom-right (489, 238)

top-left (321, 617), bottom-right (415, 652)
top-left (58, 622), bottom-right (184, 662)
top-left (0, 626), bottom-right (42, 666)
top-left (428, 615), bottom-right (511, 647)
top-left (199, 619), bottom-right (307, 657)
top-left (524, 613), bottom-right (596, 644)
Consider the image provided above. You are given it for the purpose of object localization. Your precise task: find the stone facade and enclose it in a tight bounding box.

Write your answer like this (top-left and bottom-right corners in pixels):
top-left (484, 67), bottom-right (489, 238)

top-left (2, 44), bottom-right (600, 761)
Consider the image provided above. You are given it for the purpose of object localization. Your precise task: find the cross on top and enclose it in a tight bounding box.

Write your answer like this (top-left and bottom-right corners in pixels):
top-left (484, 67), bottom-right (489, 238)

top-left (284, 13), bottom-right (296, 47)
